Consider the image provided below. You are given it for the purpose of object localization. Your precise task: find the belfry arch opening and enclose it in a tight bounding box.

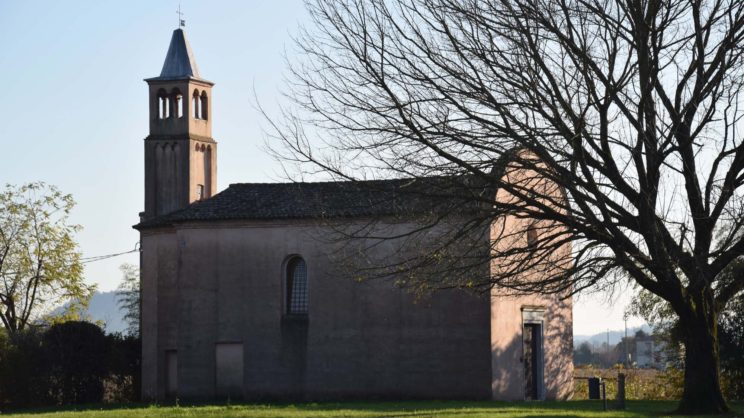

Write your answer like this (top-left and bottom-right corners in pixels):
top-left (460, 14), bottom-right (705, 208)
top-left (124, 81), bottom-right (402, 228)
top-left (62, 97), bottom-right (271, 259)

top-left (192, 89), bottom-right (201, 119)
top-left (172, 88), bottom-right (184, 118)
top-left (200, 91), bottom-right (208, 120)
top-left (157, 89), bottom-right (169, 119)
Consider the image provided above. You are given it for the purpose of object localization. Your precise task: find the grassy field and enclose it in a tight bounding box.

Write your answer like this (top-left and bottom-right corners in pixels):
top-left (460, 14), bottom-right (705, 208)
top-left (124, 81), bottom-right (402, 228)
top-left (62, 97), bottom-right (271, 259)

top-left (2, 400), bottom-right (743, 418)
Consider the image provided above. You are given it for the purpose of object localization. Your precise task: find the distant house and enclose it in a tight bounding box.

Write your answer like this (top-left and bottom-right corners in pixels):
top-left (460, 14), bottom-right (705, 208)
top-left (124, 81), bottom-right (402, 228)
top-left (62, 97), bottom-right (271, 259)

top-left (635, 336), bottom-right (667, 368)
top-left (133, 27), bottom-right (574, 402)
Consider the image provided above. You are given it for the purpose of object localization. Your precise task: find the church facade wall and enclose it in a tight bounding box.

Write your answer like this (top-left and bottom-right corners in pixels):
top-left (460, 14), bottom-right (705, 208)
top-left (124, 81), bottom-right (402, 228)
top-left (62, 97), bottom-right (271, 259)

top-left (489, 293), bottom-right (573, 401)
top-left (488, 158), bottom-right (574, 401)
top-left (140, 219), bottom-right (494, 401)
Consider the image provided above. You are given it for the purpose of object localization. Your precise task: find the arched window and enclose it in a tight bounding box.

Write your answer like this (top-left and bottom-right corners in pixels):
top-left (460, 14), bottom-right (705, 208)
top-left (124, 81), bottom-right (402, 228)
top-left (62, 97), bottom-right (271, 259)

top-left (526, 223), bottom-right (538, 249)
top-left (157, 89), bottom-right (169, 119)
top-left (172, 88), bottom-right (183, 118)
top-left (286, 257), bottom-right (308, 315)
top-left (200, 91), bottom-right (208, 120)
top-left (192, 89), bottom-right (200, 119)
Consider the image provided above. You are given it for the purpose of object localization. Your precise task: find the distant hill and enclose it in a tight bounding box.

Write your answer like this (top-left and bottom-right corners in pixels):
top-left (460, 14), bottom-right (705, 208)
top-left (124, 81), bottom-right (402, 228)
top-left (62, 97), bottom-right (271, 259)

top-left (85, 291), bottom-right (128, 334)
top-left (52, 291), bottom-right (128, 334)
top-left (574, 324), bottom-right (652, 347)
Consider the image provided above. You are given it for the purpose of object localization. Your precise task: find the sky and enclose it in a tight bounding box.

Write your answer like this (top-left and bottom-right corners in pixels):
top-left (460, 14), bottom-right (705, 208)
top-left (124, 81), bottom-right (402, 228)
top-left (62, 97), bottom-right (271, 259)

top-left (0, 1), bottom-right (644, 336)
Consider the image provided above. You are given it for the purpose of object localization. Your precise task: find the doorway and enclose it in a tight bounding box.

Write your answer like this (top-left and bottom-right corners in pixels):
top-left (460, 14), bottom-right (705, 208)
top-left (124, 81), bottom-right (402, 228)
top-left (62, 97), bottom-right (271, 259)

top-left (523, 323), bottom-right (543, 400)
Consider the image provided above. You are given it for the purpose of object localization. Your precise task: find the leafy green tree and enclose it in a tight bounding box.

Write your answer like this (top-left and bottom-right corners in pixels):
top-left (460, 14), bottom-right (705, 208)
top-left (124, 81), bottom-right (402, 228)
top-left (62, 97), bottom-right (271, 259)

top-left (0, 183), bottom-right (94, 336)
top-left (629, 265), bottom-right (744, 398)
top-left (116, 263), bottom-right (140, 337)
top-left (574, 341), bottom-right (593, 365)
top-left (718, 295), bottom-right (744, 399)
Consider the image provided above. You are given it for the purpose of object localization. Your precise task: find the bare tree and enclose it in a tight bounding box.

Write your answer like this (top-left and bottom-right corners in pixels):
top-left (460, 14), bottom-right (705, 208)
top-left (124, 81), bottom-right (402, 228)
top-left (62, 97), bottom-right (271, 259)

top-left (268, 0), bottom-right (744, 412)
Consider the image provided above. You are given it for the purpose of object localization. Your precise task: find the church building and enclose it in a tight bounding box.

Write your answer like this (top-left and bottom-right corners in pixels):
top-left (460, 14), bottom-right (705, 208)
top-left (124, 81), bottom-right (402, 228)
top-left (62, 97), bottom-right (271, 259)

top-left (135, 28), bottom-right (574, 402)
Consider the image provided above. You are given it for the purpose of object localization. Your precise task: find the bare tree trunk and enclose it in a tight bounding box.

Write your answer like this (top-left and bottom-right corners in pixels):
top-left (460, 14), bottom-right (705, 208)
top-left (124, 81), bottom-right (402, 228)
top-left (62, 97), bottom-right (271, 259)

top-left (678, 298), bottom-right (729, 414)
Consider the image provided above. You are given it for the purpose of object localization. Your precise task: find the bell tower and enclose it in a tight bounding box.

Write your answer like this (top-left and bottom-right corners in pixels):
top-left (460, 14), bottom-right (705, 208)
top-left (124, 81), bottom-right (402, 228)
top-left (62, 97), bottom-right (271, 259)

top-left (143, 28), bottom-right (217, 220)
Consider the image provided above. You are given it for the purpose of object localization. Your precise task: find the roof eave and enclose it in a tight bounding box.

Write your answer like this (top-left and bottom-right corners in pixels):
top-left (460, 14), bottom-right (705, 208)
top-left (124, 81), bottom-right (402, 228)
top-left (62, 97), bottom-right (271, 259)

top-left (144, 76), bottom-right (214, 86)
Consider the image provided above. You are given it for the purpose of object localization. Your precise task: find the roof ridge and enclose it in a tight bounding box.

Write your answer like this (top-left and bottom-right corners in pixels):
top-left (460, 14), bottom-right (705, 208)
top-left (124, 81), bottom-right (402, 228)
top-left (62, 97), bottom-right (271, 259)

top-left (227, 177), bottom-right (445, 187)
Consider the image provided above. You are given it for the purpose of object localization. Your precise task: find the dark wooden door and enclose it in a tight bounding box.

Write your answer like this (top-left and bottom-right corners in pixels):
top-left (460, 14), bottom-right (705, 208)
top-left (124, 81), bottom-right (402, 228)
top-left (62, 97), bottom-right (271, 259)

top-left (523, 323), bottom-right (540, 399)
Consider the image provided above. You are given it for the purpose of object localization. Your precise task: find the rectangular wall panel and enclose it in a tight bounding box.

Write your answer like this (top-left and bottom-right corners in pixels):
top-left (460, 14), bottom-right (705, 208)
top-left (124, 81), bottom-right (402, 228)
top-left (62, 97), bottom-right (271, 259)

top-left (216, 343), bottom-right (244, 398)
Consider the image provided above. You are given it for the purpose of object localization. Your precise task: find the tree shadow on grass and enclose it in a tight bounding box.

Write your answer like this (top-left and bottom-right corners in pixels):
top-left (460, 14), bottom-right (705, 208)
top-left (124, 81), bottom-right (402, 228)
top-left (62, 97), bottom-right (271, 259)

top-left (3, 400), bottom-right (742, 417)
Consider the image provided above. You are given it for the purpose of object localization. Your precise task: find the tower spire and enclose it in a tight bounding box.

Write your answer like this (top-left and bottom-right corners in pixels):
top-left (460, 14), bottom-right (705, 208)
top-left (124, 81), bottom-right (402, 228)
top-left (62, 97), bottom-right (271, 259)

top-left (155, 27), bottom-right (202, 80)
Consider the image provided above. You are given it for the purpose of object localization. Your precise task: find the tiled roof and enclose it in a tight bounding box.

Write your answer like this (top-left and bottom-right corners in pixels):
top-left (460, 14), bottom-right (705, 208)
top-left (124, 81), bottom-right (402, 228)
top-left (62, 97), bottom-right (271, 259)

top-left (135, 176), bottom-right (492, 229)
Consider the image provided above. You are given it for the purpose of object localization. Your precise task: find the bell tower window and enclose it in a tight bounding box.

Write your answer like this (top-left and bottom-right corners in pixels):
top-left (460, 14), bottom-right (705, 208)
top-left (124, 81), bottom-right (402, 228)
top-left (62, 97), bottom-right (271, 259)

top-left (192, 89), bottom-right (201, 119)
top-left (172, 88), bottom-right (184, 118)
top-left (157, 89), bottom-right (170, 119)
top-left (196, 184), bottom-right (204, 200)
top-left (200, 91), bottom-right (208, 120)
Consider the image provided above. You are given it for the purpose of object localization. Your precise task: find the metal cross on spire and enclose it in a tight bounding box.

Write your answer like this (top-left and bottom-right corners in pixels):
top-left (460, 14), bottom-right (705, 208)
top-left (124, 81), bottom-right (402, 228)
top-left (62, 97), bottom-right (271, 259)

top-left (177, 4), bottom-right (185, 28)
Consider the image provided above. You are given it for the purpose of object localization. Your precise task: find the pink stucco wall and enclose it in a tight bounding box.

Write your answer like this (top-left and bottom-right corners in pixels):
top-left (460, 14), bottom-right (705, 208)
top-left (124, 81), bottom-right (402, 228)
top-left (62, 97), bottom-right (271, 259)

top-left (489, 154), bottom-right (574, 400)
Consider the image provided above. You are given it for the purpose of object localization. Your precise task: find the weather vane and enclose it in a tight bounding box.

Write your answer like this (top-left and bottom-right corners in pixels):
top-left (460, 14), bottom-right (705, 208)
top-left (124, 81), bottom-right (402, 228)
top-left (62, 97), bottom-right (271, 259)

top-left (177, 4), bottom-right (185, 28)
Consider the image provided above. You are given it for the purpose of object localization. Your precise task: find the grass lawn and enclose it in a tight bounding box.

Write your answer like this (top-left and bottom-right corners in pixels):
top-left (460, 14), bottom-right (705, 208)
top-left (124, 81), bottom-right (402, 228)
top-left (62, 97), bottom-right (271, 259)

top-left (2, 400), bottom-right (743, 418)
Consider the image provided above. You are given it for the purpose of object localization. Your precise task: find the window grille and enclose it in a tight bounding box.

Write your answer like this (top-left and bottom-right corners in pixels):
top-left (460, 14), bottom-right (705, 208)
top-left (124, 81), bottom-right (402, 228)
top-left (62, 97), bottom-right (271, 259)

top-left (287, 258), bottom-right (308, 315)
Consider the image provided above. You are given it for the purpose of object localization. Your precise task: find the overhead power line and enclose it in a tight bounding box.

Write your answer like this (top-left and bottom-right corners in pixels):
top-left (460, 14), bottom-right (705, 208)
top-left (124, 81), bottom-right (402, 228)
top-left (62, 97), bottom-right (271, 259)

top-left (80, 245), bottom-right (140, 264)
top-left (0, 243), bottom-right (140, 276)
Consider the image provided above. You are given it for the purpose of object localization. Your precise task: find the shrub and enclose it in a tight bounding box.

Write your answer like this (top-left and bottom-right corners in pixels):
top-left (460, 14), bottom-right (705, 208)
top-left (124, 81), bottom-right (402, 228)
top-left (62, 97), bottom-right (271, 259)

top-left (42, 321), bottom-right (108, 404)
top-left (0, 321), bottom-right (141, 407)
top-left (104, 333), bottom-right (140, 403)
top-left (0, 328), bottom-right (48, 406)
top-left (573, 366), bottom-right (683, 401)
